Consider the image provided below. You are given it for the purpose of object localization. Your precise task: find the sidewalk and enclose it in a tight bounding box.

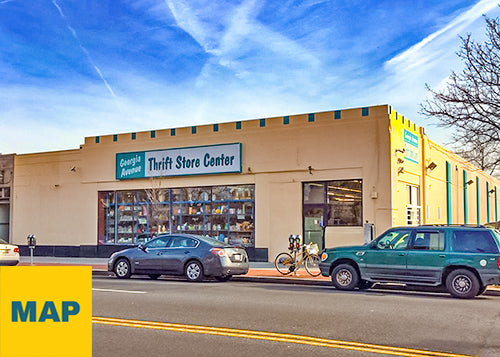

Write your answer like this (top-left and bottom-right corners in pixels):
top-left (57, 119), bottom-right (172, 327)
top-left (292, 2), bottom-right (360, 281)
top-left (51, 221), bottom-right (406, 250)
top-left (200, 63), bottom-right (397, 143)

top-left (17, 257), bottom-right (500, 292)
top-left (18, 256), bottom-right (331, 285)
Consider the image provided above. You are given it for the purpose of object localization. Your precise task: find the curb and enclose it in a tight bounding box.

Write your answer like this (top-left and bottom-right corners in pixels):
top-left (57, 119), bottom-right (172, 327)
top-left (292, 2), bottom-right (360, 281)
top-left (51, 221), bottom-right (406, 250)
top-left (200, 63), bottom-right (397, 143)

top-left (92, 269), bottom-right (330, 286)
top-left (233, 276), bottom-right (331, 286)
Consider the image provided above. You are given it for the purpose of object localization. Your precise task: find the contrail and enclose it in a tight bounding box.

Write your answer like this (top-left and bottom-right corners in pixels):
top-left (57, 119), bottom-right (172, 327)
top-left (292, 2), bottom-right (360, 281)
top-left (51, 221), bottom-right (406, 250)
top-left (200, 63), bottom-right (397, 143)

top-left (0, 0), bottom-right (16, 4)
top-left (51, 0), bottom-right (117, 98)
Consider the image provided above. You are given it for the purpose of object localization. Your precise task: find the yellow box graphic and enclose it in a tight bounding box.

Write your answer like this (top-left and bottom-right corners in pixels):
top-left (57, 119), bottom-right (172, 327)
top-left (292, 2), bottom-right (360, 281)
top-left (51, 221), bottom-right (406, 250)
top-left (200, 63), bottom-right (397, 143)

top-left (0, 266), bottom-right (92, 357)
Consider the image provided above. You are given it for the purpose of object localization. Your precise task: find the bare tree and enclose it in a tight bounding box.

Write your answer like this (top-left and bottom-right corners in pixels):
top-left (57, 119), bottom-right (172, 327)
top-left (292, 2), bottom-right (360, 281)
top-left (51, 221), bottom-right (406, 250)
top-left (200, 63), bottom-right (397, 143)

top-left (454, 135), bottom-right (500, 175)
top-left (421, 15), bottom-right (500, 177)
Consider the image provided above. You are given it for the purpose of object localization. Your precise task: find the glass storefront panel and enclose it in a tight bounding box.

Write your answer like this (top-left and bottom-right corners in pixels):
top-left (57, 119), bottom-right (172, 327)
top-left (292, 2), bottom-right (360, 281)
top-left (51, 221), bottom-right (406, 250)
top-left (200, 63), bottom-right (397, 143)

top-left (98, 191), bottom-right (115, 244)
top-left (99, 184), bottom-right (255, 247)
top-left (304, 180), bottom-right (362, 227)
top-left (327, 180), bottom-right (362, 226)
top-left (303, 180), bottom-right (363, 249)
top-left (303, 183), bottom-right (325, 204)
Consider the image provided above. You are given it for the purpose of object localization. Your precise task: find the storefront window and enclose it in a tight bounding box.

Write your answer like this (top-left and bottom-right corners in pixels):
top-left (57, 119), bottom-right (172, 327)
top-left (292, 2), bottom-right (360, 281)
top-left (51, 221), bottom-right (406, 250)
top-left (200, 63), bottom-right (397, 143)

top-left (98, 191), bottom-right (115, 244)
top-left (99, 185), bottom-right (255, 247)
top-left (327, 180), bottom-right (362, 226)
top-left (303, 180), bottom-right (362, 228)
top-left (303, 183), bottom-right (325, 204)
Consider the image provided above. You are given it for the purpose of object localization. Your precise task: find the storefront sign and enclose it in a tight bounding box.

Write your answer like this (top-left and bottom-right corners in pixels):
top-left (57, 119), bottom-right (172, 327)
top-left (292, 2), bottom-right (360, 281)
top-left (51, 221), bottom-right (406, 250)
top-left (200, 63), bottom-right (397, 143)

top-left (404, 130), bottom-right (419, 164)
top-left (116, 143), bottom-right (242, 180)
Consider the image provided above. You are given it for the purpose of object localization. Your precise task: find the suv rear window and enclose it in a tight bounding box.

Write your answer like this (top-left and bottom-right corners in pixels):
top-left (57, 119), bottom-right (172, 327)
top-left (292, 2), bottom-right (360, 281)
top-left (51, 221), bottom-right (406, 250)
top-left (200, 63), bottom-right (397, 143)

top-left (451, 231), bottom-right (499, 254)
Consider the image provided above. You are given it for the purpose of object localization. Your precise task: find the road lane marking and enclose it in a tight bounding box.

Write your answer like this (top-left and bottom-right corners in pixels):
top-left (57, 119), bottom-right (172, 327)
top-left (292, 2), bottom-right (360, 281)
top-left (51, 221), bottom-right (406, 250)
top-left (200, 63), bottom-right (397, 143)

top-left (92, 316), bottom-right (472, 357)
top-left (92, 288), bottom-right (146, 294)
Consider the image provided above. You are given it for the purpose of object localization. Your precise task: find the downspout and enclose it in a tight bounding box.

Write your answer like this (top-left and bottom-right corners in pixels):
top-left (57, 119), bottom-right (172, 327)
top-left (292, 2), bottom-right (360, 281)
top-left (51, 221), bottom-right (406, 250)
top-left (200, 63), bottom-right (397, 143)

top-left (420, 128), bottom-right (426, 224)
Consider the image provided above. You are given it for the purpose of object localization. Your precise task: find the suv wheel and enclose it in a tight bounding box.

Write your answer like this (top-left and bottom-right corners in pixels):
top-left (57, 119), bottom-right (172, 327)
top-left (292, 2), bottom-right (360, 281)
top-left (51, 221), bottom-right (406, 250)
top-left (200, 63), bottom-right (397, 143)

top-left (446, 269), bottom-right (480, 299)
top-left (332, 264), bottom-right (359, 290)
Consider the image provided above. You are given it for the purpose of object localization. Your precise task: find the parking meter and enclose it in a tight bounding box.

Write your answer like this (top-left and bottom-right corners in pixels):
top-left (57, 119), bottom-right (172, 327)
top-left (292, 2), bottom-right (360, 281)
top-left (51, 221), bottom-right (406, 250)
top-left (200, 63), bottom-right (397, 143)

top-left (27, 234), bottom-right (37, 247)
top-left (27, 234), bottom-right (36, 264)
top-left (288, 235), bottom-right (295, 251)
top-left (295, 235), bottom-right (302, 250)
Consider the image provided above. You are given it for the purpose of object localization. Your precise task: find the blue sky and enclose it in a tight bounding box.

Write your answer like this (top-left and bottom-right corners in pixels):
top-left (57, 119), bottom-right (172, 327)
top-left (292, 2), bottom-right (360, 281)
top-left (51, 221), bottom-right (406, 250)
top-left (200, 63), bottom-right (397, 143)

top-left (1, 0), bottom-right (499, 154)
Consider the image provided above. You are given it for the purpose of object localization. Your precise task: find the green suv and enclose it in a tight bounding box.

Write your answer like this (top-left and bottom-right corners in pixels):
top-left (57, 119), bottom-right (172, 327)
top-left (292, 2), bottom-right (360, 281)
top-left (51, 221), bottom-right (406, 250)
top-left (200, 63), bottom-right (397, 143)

top-left (319, 225), bottom-right (500, 298)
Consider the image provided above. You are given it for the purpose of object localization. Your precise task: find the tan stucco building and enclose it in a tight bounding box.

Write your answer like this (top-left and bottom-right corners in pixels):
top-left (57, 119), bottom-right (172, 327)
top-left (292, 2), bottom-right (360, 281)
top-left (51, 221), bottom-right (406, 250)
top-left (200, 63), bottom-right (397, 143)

top-left (3, 105), bottom-right (500, 261)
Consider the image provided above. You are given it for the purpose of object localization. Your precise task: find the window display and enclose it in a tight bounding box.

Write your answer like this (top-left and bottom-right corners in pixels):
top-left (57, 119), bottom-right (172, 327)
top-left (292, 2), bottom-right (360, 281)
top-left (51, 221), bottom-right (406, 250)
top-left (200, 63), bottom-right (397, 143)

top-left (99, 185), bottom-right (255, 247)
top-left (303, 180), bottom-right (362, 227)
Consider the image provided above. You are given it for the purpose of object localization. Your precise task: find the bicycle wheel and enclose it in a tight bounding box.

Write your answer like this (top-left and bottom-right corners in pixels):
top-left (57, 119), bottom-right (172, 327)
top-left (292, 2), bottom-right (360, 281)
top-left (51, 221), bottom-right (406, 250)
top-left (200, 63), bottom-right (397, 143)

top-left (274, 252), bottom-right (295, 275)
top-left (305, 254), bottom-right (321, 277)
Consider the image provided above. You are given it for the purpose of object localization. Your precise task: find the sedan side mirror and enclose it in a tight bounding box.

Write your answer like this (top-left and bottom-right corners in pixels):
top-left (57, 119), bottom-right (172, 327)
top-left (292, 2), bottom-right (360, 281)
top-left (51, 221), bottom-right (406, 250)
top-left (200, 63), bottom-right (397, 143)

top-left (139, 244), bottom-right (147, 252)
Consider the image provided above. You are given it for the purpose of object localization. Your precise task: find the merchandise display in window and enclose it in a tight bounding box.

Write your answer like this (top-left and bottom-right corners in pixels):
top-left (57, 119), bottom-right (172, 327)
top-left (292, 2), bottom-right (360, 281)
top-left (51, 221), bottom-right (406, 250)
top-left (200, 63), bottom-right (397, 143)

top-left (98, 185), bottom-right (255, 247)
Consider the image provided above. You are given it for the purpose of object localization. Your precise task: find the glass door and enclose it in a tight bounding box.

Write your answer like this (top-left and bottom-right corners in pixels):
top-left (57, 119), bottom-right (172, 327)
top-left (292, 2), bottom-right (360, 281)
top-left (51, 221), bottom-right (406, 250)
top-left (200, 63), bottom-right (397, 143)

top-left (303, 205), bottom-right (324, 250)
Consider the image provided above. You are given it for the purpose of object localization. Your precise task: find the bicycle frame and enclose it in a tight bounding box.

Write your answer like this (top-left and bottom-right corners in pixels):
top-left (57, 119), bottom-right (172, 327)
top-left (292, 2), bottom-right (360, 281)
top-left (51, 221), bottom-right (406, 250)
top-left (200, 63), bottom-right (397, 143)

top-left (274, 242), bottom-right (321, 276)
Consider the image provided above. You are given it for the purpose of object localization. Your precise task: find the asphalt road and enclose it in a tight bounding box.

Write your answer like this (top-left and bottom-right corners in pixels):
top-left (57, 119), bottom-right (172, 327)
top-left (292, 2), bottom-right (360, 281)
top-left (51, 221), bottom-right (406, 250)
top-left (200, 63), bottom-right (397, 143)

top-left (92, 276), bottom-right (500, 357)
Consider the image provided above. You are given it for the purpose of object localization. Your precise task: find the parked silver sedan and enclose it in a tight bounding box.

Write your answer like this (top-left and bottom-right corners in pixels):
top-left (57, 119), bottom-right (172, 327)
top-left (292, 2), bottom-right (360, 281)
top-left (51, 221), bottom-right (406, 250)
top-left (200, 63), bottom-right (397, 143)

top-left (108, 234), bottom-right (249, 281)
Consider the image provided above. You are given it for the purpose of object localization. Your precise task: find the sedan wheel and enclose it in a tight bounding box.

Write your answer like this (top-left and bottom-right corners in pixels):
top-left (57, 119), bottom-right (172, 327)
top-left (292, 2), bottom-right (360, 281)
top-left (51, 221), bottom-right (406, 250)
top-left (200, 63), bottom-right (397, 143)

top-left (185, 261), bottom-right (204, 282)
top-left (114, 259), bottom-right (131, 279)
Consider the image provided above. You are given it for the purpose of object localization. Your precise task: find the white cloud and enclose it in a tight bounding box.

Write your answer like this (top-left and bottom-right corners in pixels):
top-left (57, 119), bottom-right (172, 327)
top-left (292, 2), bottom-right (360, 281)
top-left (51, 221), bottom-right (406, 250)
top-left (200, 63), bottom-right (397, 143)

top-left (165, 0), bottom-right (321, 94)
top-left (365, 0), bottom-right (500, 145)
top-left (386, 0), bottom-right (499, 73)
top-left (51, 0), bottom-right (117, 99)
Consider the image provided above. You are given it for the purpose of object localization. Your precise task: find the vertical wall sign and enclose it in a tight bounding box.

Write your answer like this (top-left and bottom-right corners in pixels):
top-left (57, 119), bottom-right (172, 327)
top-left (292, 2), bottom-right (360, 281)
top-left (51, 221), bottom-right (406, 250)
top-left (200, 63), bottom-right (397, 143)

top-left (404, 130), bottom-right (419, 164)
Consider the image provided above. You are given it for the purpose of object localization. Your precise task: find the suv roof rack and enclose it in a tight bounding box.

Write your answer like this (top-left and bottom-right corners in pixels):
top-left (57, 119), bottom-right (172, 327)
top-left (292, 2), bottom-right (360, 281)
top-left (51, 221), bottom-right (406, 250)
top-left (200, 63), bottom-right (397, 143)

top-left (420, 224), bottom-right (486, 228)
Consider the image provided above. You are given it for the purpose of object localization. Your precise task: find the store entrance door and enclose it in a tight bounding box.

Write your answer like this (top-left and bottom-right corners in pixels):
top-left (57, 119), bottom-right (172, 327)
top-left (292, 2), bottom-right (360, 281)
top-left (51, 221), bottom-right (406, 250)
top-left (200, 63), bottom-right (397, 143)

top-left (303, 205), bottom-right (324, 251)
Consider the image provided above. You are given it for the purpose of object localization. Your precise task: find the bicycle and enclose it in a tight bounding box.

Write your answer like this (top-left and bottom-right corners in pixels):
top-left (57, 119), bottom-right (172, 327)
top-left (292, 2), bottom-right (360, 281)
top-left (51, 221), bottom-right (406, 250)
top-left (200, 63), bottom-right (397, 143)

top-left (274, 242), bottom-right (321, 277)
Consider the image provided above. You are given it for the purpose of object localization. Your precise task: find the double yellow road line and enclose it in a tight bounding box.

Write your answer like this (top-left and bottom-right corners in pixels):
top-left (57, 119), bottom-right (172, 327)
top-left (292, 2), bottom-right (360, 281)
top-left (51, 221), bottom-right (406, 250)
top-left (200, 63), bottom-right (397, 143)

top-left (93, 316), bottom-right (472, 357)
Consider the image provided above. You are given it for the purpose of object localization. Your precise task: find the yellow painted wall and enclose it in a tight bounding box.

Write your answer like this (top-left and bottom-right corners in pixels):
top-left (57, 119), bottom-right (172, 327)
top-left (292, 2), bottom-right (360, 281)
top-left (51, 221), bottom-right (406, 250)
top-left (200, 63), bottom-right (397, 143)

top-left (389, 111), bottom-right (500, 227)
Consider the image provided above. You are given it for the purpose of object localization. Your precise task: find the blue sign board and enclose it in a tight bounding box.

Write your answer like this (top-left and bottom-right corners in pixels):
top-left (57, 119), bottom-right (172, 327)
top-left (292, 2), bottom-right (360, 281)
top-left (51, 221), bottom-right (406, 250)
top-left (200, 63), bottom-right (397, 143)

top-left (116, 143), bottom-right (242, 180)
top-left (404, 130), bottom-right (419, 164)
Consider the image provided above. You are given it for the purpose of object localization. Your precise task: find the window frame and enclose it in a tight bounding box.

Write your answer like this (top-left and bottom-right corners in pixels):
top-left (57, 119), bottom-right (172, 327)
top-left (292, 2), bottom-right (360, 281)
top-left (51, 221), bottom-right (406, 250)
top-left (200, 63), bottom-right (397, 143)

top-left (409, 230), bottom-right (445, 251)
top-left (168, 237), bottom-right (199, 249)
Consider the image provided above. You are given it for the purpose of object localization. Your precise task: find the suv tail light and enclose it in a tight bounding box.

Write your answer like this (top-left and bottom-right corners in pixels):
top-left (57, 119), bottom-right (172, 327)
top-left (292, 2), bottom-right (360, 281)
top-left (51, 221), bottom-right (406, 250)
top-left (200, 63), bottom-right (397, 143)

top-left (498, 257), bottom-right (500, 270)
top-left (13, 247), bottom-right (19, 253)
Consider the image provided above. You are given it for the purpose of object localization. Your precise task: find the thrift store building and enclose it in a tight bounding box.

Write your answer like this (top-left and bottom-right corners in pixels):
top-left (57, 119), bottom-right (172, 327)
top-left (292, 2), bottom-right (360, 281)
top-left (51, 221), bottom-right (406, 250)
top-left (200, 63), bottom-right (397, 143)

top-left (2, 104), bottom-right (499, 261)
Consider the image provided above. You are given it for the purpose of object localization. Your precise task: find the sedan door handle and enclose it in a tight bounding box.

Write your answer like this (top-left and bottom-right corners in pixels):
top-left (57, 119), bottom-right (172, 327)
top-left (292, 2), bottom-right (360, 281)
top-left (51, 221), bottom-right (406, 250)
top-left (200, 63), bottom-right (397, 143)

top-left (439, 254), bottom-right (446, 258)
top-left (398, 253), bottom-right (406, 256)
top-left (184, 251), bottom-right (190, 254)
